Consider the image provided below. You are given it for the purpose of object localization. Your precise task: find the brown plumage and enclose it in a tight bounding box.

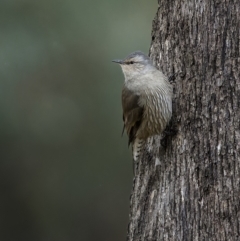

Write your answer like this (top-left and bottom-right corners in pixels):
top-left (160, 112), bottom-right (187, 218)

top-left (121, 87), bottom-right (143, 146)
top-left (113, 51), bottom-right (172, 161)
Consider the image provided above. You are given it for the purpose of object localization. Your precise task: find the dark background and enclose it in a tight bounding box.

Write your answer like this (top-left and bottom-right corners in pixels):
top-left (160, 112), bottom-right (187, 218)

top-left (0, 1), bottom-right (157, 240)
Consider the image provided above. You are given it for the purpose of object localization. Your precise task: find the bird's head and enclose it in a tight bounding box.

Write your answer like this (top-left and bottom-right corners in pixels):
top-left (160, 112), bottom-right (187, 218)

top-left (112, 51), bottom-right (154, 80)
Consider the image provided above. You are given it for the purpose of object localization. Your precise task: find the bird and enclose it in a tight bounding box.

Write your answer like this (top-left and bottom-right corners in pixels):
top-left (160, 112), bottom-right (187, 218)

top-left (112, 51), bottom-right (172, 162)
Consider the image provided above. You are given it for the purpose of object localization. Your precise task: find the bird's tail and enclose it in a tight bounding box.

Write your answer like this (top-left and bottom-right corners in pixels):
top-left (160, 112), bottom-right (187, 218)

top-left (132, 138), bottom-right (145, 162)
top-left (132, 136), bottom-right (162, 165)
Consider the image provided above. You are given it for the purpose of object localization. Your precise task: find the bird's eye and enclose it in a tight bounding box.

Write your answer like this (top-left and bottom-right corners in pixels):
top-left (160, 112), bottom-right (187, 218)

top-left (129, 61), bottom-right (134, 64)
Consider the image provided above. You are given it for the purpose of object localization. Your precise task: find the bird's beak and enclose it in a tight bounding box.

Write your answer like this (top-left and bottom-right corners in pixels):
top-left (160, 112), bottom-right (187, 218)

top-left (112, 59), bottom-right (124, 64)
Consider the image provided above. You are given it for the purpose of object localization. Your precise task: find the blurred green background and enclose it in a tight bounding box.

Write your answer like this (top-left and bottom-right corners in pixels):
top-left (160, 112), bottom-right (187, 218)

top-left (0, 1), bottom-right (157, 240)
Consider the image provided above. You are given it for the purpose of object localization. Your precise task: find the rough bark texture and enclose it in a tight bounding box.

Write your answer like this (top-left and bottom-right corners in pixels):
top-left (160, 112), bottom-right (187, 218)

top-left (127, 0), bottom-right (240, 240)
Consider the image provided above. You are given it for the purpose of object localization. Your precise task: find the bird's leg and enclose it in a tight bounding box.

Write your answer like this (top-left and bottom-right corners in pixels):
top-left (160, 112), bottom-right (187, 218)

top-left (163, 128), bottom-right (178, 136)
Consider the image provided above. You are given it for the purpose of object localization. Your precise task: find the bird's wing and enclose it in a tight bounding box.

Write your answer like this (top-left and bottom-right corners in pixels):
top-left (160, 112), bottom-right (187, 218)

top-left (122, 86), bottom-right (143, 146)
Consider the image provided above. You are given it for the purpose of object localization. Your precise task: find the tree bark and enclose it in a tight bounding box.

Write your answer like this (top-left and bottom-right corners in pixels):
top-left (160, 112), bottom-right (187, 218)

top-left (127, 0), bottom-right (240, 240)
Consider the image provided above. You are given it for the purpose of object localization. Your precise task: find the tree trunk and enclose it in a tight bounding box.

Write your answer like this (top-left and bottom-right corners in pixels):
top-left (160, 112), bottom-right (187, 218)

top-left (127, 0), bottom-right (240, 240)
